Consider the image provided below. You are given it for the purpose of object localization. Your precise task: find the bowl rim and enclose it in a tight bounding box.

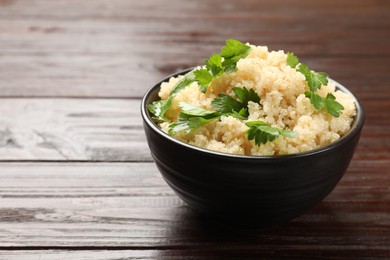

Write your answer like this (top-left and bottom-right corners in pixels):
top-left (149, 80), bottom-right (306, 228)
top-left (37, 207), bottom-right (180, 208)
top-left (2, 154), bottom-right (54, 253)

top-left (141, 68), bottom-right (365, 160)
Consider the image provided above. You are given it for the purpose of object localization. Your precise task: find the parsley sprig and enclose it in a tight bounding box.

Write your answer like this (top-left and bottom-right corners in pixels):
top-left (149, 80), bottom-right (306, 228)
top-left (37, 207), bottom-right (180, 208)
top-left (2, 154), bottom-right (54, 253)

top-left (286, 52), bottom-right (344, 117)
top-left (168, 102), bottom-right (220, 135)
top-left (168, 86), bottom-right (260, 135)
top-left (149, 41), bottom-right (317, 148)
top-left (245, 121), bottom-right (297, 145)
top-left (168, 87), bottom-right (296, 147)
top-left (194, 39), bottom-right (251, 92)
top-left (147, 72), bottom-right (195, 121)
top-left (147, 39), bottom-right (251, 121)
top-left (212, 87), bottom-right (260, 119)
top-left (304, 92), bottom-right (345, 117)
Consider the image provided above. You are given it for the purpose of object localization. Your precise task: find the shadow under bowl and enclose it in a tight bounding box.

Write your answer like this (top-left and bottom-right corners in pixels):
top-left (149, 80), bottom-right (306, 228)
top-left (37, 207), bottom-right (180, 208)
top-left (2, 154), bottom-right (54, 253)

top-left (141, 68), bottom-right (365, 229)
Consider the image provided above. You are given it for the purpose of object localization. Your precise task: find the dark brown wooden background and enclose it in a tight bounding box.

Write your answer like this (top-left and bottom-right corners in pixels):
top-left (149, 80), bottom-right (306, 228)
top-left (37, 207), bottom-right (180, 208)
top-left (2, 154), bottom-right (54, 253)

top-left (0, 0), bottom-right (389, 259)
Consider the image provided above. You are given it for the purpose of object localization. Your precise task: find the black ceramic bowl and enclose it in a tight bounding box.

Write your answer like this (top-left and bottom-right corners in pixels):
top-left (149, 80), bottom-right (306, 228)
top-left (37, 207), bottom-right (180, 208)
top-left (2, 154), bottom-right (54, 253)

top-left (141, 68), bottom-right (364, 229)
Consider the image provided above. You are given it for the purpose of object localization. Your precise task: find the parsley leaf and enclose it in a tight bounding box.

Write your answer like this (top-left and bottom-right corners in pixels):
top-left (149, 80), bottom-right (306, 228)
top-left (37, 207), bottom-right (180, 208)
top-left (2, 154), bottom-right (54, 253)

top-left (286, 52), bottom-right (328, 92)
top-left (147, 71), bottom-right (195, 121)
top-left (245, 121), bottom-right (297, 146)
top-left (298, 64), bottom-right (328, 92)
top-left (147, 99), bottom-right (165, 119)
top-left (304, 91), bottom-right (324, 110)
top-left (168, 102), bottom-right (220, 135)
top-left (194, 39), bottom-right (251, 93)
top-left (147, 98), bottom-right (172, 122)
top-left (150, 39), bottom-right (251, 120)
top-left (194, 54), bottom-right (224, 93)
top-left (167, 92), bottom-right (299, 147)
top-left (205, 53), bottom-right (223, 76)
top-left (211, 86), bottom-right (260, 119)
top-left (178, 102), bottom-right (218, 117)
top-left (230, 108), bottom-right (248, 120)
top-left (169, 117), bottom-right (218, 136)
top-left (212, 94), bottom-right (244, 114)
top-left (324, 93), bottom-right (345, 117)
top-left (220, 39), bottom-right (247, 57)
top-left (221, 39), bottom-right (251, 70)
top-left (286, 52), bottom-right (299, 68)
top-left (170, 71), bottom-right (196, 96)
top-left (193, 69), bottom-right (213, 93)
top-left (233, 87), bottom-right (260, 107)
top-left (286, 53), bottom-right (342, 117)
top-left (305, 91), bottom-right (344, 117)
top-left (168, 86), bottom-right (261, 135)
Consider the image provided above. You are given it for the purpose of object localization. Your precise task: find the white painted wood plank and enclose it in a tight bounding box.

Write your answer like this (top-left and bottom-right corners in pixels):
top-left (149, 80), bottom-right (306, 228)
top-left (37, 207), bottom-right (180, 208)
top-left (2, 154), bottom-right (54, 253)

top-left (0, 99), bottom-right (151, 161)
top-left (0, 250), bottom-right (157, 260)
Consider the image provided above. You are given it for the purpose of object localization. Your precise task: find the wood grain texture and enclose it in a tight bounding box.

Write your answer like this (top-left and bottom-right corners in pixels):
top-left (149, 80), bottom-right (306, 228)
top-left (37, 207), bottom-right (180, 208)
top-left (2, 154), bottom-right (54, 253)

top-left (0, 0), bottom-right (388, 258)
top-left (0, 0), bottom-right (389, 97)
top-left (0, 98), bottom-right (388, 161)
top-left (1, 248), bottom-right (388, 260)
top-left (0, 251), bottom-right (158, 260)
top-left (0, 161), bottom-right (388, 259)
top-left (0, 99), bottom-right (151, 161)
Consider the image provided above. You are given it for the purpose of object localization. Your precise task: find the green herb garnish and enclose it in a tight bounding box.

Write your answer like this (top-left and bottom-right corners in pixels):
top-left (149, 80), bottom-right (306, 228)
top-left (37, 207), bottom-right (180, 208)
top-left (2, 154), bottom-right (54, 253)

top-left (147, 71), bottom-right (195, 121)
top-left (167, 86), bottom-right (296, 147)
top-left (245, 121), bottom-right (297, 145)
top-left (297, 63), bottom-right (328, 92)
top-left (212, 87), bottom-right (260, 118)
top-left (194, 39), bottom-right (251, 93)
top-left (233, 86), bottom-right (261, 107)
top-left (168, 102), bottom-right (220, 135)
top-left (305, 91), bottom-right (345, 117)
top-left (220, 39), bottom-right (252, 72)
top-left (287, 52), bottom-right (344, 117)
top-left (168, 86), bottom-right (260, 135)
top-left (148, 39), bottom-right (251, 121)
top-left (211, 94), bottom-right (244, 115)
top-left (286, 52), bottom-right (299, 68)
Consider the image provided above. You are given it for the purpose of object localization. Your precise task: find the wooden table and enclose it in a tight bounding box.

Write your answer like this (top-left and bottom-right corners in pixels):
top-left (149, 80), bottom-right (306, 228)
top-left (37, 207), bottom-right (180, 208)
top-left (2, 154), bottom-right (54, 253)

top-left (0, 0), bottom-right (389, 259)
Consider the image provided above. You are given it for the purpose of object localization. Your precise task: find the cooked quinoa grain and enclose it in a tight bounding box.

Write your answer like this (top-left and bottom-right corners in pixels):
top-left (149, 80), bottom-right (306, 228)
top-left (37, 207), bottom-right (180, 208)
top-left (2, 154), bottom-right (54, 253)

top-left (157, 45), bottom-right (356, 156)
